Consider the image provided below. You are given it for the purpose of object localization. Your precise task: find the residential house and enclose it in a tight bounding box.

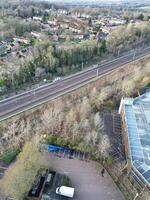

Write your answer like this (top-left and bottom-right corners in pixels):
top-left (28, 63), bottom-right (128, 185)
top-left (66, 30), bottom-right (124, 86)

top-left (13, 38), bottom-right (29, 45)
top-left (71, 12), bottom-right (81, 18)
top-left (31, 32), bottom-right (41, 39)
top-left (89, 34), bottom-right (95, 40)
top-left (69, 26), bottom-right (82, 34)
top-left (109, 18), bottom-right (126, 26)
top-left (72, 34), bottom-right (84, 40)
top-left (57, 9), bottom-right (69, 15)
top-left (60, 23), bottom-right (69, 29)
top-left (52, 35), bottom-right (59, 41)
top-left (47, 19), bottom-right (57, 26)
top-left (81, 14), bottom-right (90, 19)
top-left (41, 24), bottom-right (50, 32)
top-left (33, 16), bottom-right (43, 22)
top-left (0, 42), bottom-right (8, 56)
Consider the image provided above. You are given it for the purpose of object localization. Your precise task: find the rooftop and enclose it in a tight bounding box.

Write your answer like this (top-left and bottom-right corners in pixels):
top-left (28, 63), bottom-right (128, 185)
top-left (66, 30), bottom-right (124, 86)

top-left (120, 92), bottom-right (150, 187)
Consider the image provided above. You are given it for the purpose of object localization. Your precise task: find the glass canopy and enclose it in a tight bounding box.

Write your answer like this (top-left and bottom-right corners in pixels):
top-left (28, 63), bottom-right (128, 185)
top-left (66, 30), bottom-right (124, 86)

top-left (124, 92), bottom-right (150, 187)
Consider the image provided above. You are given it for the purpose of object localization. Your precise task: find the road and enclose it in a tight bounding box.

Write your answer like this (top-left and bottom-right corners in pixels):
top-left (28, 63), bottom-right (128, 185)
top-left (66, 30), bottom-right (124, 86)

top-left (0, 47), bottom-right (150, 121)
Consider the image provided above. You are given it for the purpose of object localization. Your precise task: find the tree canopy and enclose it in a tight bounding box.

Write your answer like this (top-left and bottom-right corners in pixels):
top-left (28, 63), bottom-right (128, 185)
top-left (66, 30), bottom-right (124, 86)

top-left (0, 143), bottom-right (47, 200)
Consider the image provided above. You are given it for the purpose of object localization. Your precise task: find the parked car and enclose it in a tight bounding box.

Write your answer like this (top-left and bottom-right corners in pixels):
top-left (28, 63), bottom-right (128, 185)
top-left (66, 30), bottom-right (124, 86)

top-left (53, 77), bottom-right (62, 83)
top-left (93, 64), bottom-right (99, 68)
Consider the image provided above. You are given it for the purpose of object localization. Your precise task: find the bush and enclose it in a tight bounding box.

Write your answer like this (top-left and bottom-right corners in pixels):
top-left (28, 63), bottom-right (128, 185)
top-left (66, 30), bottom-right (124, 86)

top-left (105, 155), bottom-right (113, 166)
top-left (0, 147), bottom-right (20, 164)
top-left (62, 175), bottom-right (72, 187)
top-left (43, 135), bottom-right (92, 153)
top-left (44, 135), bottom-right (69, 147)
top-left (0, 143), bottom-right (47, 200)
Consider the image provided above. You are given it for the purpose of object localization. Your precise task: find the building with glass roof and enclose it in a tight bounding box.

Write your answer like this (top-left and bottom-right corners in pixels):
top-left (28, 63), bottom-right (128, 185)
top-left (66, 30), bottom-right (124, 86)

top-left (119, 92), bottom-right (150, 189)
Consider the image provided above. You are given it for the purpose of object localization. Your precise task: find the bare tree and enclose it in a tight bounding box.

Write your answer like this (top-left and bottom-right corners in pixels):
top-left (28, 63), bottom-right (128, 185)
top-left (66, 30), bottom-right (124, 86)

top-left (98, 134), bottom-right (110, 158)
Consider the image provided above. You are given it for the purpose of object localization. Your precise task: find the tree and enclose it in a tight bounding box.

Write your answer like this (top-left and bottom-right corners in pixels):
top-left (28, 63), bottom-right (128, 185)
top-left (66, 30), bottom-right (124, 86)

top-left (94, 112), bottom-right (103, 131)
top-left (17, 8), bottom-right (20, 17)
top-left (0, 38), bottom-right (107, 91)
top-left (80, 97), bottom-right (92, 119)
top-left (31, 38), bottom-right (37, 46)
top-left (100, 40), bottom-right (106, 53)
top-left (0, 143), bottom-right (48, 200)
top-left (31, 8), bottom-right (35, 19)
top-left (46, 47), bottom-right (59, 73)
top-left (88, 18), bottom-right (92, 26)
top-left (41, 109), bottom-right (56, 134)
top-left (91, 130), bottom-right (99, 145)
top-left (107, 21), bottom-right (150, 54)
top-left (42, 14), bottom-right (47, 22)
top-left (42, 12), bottom-right (48, 23)
top-left (137, 13), bottom-right (144, 21)
top-left (98, 134), bottom-right (110, 158)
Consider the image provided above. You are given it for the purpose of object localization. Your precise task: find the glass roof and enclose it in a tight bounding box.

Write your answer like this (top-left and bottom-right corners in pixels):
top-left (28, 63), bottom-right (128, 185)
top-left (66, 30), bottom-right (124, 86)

top-left (123, 92), bottom-right (150, 187)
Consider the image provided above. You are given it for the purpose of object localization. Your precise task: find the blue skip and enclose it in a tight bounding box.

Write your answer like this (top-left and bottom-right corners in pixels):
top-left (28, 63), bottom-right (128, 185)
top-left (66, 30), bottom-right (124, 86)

top-left (47, 144), bottom-right (65, 152)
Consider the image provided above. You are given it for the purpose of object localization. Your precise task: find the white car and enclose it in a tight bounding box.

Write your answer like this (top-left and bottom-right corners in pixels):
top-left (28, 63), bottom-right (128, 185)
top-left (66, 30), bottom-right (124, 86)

top-left (56, 186), bottom-right (75, 198)
top-left (53, 77), bottom-right (62, 83)
top-left (93, 64), bottom-right (99, 68)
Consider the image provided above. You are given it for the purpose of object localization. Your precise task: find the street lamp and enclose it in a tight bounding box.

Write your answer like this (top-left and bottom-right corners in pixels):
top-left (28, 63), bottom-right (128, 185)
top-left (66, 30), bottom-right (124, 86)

top-left (133, 193), bottom-right (139, 200)
top-left (33, 89), bottom-right (36, 96)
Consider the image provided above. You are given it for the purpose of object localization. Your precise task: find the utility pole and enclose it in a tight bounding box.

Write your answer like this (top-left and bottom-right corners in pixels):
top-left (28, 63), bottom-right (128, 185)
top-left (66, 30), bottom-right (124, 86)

top-left (133, 51), bottom-right (136, 60)
top-left (97, 68), bottom-right (99, 76)
top-left (33, 89), bottom-right (36, 97)
top-left (142, 42), bottom-right (145, 49)
top-left (133, 185), bottom-right (147, 200)
top-left (82, 62), bottom-right (84, 71)
top-left (133, 193), bottom-right (139, 200)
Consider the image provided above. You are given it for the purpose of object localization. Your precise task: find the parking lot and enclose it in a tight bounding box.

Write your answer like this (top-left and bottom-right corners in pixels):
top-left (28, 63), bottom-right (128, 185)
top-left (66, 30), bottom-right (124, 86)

top-left (0, 145), bottom-right (125, 200)
top-left (103, 113), bottom-right (125, 161)
top-left (46, 156), bottom-right (125, 200)
top-left (42, 171), bottom-right (69, 200)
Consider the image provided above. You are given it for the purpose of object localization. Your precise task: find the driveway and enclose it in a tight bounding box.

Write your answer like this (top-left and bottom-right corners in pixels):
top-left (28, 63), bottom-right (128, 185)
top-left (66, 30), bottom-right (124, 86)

top-left (49, 157), bottom-right (125, 200)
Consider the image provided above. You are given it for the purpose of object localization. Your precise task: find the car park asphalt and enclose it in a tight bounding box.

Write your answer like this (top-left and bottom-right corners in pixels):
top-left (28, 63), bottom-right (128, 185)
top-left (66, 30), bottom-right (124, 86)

top-left (48, 157), bottom-right (125, 200)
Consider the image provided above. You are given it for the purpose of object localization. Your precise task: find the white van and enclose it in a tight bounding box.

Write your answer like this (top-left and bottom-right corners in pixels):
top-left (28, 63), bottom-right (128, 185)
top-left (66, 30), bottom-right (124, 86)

top-left (56, 186), bottom-right (75, 198)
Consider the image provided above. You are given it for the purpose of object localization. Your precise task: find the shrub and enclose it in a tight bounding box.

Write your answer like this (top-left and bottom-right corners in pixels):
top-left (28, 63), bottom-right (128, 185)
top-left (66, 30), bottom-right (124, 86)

top-left (105, 155), bottom-right (113, 166)
top-left (0, 143), bottom-right (48, 200)
top-left (43, 134), bottom-right (92, 153)
top-left (62, 175), bottom-right (72, 187)
top-left (0, 147), bottom-right (20, 164)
